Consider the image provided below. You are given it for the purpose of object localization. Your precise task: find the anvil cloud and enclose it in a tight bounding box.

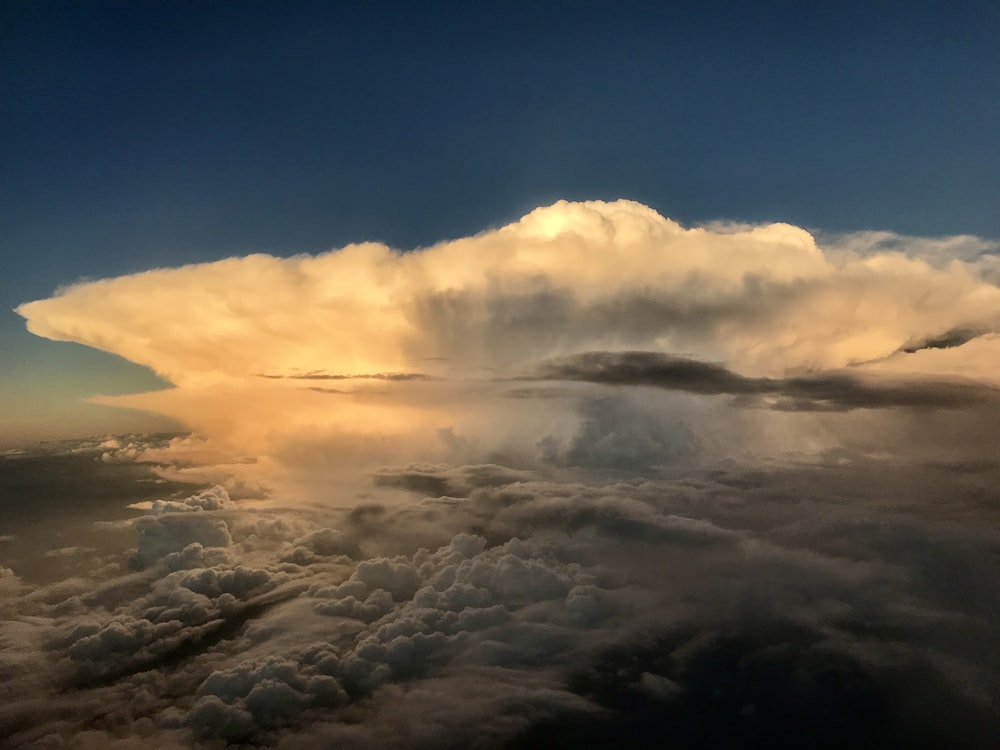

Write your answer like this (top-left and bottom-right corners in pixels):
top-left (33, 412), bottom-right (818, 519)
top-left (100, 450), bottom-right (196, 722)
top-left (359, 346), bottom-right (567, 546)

top-left (19, 200), bottom-right (1000, 382)
top-left (15, 200), bottom-right (1000, 474)
top-left (6, 202), bottom-right (1000, 748)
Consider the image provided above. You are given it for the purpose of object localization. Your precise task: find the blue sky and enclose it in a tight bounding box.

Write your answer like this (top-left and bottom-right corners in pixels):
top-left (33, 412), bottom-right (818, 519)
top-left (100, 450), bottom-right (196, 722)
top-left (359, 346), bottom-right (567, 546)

top-left (2, 0), bottom-right (998, 442)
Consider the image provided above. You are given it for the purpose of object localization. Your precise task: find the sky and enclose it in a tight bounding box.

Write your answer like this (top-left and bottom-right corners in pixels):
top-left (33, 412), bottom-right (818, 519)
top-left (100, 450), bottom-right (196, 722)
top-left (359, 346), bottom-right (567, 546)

top-left (2, 2), bottom-right (1000, 748)
top-left (2, 0), bottom-right (999, 443)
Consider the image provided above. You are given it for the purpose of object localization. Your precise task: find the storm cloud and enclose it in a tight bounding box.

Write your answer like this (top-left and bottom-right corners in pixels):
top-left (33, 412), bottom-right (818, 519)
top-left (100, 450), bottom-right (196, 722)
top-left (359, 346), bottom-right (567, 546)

top-left (18, 201), bottom-right (1000, 391)
top-left (14, 200), bottom-right (1000, 482)
top-left (5, 201), bottom-right (1000, 747)
top-left (532, 350), bottom-right (1000, 411)
top-left (2, 443), bottom-right (998, 748)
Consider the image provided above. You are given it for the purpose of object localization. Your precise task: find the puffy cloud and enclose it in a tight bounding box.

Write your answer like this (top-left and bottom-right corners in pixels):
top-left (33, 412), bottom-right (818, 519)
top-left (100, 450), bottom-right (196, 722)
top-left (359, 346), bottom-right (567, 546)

top-left (6, 203), bottom-right (1000, 747)
top-left (129, 486), bottom-right (245, 569)
top-left (148, 485), bottom-right (233, 514)
top-left (0, 565), bottom-right (22, 595)
top-left (278, 527), bottom-right (356, 565)
top-left (162, 542), bottom-right (233, 572)
top-left (15, 200), bottom-right (1000, 478)
top-left (2, 450), bottom-right (999, 747)
top-left (135, 513), bottom-right (233, 568)
top-left (169, 528), bottom-right (617, 744)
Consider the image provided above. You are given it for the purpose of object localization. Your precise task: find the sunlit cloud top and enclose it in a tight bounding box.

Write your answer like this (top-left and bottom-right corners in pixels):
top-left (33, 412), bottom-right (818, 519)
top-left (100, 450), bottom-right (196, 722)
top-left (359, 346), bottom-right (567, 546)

top-left (17, 200), bottom-right (1000, 389)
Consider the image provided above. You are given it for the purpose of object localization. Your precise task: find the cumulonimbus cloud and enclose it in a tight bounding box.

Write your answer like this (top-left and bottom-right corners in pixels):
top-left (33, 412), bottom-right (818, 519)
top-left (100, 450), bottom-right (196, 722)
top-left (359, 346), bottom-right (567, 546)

top-left (18, 199), bottom-right (1000, 381)
top-left (15, 199), bottom-right (1000, 470)
top-left (7, 202), bottom-right (1000, 748)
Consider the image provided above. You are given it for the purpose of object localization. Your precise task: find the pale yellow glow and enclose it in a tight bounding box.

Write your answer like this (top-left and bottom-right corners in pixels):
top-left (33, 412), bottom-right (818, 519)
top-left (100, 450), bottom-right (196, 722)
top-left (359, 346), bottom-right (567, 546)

top-left (16, 199), bottom-right (1000, 486)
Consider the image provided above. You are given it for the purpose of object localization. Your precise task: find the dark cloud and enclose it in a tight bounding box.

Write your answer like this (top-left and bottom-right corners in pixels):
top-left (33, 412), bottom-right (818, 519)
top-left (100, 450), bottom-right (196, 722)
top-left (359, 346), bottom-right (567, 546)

top-left (535, 350), bottom-right (758, 395)
top-left (514, 618), bottom-right (997, 750)
top-left (3, 437), bottom-right (1000, 748)
top-left (373, 464), bottom-right (542, 498)
top-left (532, 350), bottom-right (1000, 411)
top-left (901, 327), bottom-right (984, 353)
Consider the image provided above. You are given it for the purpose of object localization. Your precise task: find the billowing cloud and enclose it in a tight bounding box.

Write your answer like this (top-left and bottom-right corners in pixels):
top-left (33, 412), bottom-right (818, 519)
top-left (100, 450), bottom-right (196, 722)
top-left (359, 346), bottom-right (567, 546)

top-left (3, 444), bottom-right (999, 748)
top-left (18, 200), bottom-right (1000, 385)
top-left (15, 199), bottom-right (1000, 483)
top-left (6, 201), bottom-right (1000, 747)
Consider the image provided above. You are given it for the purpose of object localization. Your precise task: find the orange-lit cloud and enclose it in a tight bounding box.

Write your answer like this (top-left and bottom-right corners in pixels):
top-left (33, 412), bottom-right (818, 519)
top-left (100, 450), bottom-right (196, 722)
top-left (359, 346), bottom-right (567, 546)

top-left (16, 200), bottom-right (1000, 482)
top-left (8, 210), bottom-right (1000, 749)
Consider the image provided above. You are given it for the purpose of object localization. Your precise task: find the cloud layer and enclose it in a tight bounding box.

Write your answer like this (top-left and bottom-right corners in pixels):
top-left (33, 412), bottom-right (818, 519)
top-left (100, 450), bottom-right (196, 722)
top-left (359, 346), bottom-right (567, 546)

top-left (7, 201), bottom-right (1000, 746)
top-left (16, 199), bottom-right (1000, 481)
top-left (18, 200), bottom-right (1000, 385)
top-left (2, 443), bottom-right (998, 748)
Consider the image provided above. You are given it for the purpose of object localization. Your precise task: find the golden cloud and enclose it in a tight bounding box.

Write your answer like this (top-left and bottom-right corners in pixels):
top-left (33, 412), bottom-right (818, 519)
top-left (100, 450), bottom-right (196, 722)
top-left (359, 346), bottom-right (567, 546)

top-left (17, 200), bottom-right (1000, 481)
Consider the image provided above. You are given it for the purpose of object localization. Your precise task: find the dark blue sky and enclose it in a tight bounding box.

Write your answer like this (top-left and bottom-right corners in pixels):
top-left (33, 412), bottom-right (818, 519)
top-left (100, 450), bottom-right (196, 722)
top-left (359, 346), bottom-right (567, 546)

top-left (2, 0), bottom-right (998, 441)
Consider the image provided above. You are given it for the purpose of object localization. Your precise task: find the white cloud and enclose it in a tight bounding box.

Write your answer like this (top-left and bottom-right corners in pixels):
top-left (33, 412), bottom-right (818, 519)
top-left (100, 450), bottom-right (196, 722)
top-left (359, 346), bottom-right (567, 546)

top-left (15, 200), bottom-right (1000, 486)
top-left (6, 203), bottom-right (1000, 747)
